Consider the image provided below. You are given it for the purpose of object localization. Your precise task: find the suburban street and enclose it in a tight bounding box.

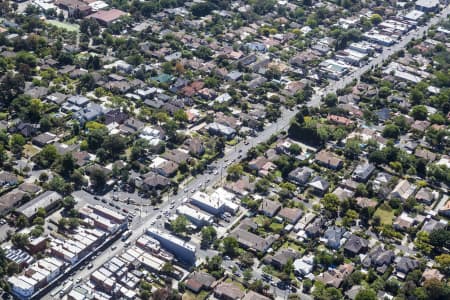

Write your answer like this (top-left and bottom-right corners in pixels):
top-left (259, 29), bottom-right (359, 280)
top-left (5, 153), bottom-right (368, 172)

top-left (44, 4), bottom-right (450, 299)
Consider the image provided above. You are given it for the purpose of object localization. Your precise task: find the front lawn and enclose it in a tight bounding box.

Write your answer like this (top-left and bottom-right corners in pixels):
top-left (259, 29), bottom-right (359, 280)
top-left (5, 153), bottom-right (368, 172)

top-left (374, 204), bottom-right (395, 225)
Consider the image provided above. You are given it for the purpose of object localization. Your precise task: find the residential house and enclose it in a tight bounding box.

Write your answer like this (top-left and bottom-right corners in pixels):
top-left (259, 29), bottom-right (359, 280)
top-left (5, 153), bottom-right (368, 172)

top-left (390, 179), bottom-right (416, 201)
top-left (185, 271), bottom-right (215, 293)
top-left (323, 226), bottom-right (346, 249)
top-left (269, 248), bottom-right (300, 269)
top-left (421, 219), bottom-right (447, 234)
top-left (305, 217), bottom-right (325, 238)
top-left (0, 171), bottom-right (19, 187)
top-left (120, 118), bottom-right (145, 134)
top-left (327, 114), bottom-right (354, 126)
top-left (278, 207), bottom-right (302, 224)
top-left (308, 176), bottom-right (330, 195)
top-left (396, 257), bottom-right (420, 279)
top-left (139, 172), bottom-right (171, 191)
top-left (362, 246), bottom-right (395, 274)
top-left (214, 282), bottom-right (245, 300)
top-left (415, 187), bottom-right (438, 205)
top-left (16, 191), bottom-right (62, 220)
top-left (422, 268), bottom-right (445, 282)
top-left (315, 150), bottom-right (343, 170)
top-left (259, 199), bottom-right (281, 217)
top-left (242, 291), bottom-right (270, 300)
top-left (393, 213), bottom-right (417, 231)
top-left (316, 263), bottom-right (354, 288)
top-left (31, 132), bottom-right (58, 147)
top-left (185, 138), bottom-right (205, 158)
top-left (293, 255), bottom-right (314, 277)
top-left (352, 163), bottom-right (376, 182)
top-left (344, 234), bottom-right (368, 257)
top-left (288, 167), bottom-right (313, 186)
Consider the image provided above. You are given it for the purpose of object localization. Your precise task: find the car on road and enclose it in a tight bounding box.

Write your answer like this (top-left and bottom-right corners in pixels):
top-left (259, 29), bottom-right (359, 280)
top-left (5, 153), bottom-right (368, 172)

top-left (153, 206), bottom-right (160, 210)
top-left (151, 221), bottom-right (156, 225)
top-left (101, 198), bottom-right (107, 203)
top-left (156, 215), bottom-right (162, 219)
top-left (213, 170), bottom-right (218, 175)
top-left (191, 188), bottom-right (196, 193)
top-left (122, 208), bottom-right (129, 213)
top-left (111, 245), bottom-right (117, 250)
top-left (94, 196), bottom-right (100, 200)
top-left (109, 202), bottom-right (114, 207)
top-left (224, 255), bottom-right (230, 260)
top-left (169, 204), bottom-right (175, 209)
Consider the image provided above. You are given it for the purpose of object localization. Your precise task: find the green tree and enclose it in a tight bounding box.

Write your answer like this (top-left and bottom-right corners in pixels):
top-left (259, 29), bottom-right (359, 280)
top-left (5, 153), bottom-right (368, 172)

top-left (227, 164), bottom-right (243, 181)
top-left (411, 105), bottom-right (428, 121)
top-left (321, 193), bottom-right (340, 218)
top-left (62, 196), bottom-right (76, 210)
top-left (355, 289), bottom-right (377, 300)
top-left (58, 153), bottom-right (76, 177)
top-left (9, 134), bottom-right (26, 156)
top-left (34, 144), bottom-right (59, 168)
top-left (429, 229), bottom-right (450, 249)
top-left (222, 236), bottom-right (239, 257)
top-left (11, 233), bottom-right (29, 249)
top-left (162, 262), bottom-right (174, 274)
top-left (344, 138), bottom-right (361, 159)
top-left (102, 134), bottom-right (127, 159)
top-left (16, 215), bottom-right (29, 229)
top-left (89, 169), bottom-right (107, 191)
top-left (171, 215), bottom-right (188, 235)
top-left (243, 268), bottom-right (253, 282)
top-left (435, 254), bottom-right (450, 276)
top-left (382, 124), bottom-right (400, 139)
top-left (423, 278), bottom-right (450, 300)
top-left (370, 14), bottom-right (382, 25)
top-left (6, 262), bottom-right (19, 276)
top-left (205, 255), bottom-right (224, 278)
top-left (201, 226), bottom-right (217, 248)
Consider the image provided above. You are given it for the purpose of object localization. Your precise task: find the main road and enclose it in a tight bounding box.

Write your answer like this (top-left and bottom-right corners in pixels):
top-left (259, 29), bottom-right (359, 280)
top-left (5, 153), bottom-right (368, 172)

top-left (44, 4), bottom-right (450, 298)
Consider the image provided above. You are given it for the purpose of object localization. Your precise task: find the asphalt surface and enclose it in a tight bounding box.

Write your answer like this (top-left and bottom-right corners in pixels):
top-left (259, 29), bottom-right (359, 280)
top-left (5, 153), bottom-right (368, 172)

top-left (43, 5), bottom-right (450, 299)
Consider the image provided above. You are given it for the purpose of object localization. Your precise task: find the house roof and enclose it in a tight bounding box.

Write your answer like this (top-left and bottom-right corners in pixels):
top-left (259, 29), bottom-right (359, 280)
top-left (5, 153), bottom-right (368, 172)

top-left (308, 176), bottom-right (329, 191)
top-left (242, 291), bottom-right (270, 300)
top-left (344, 234), bottom-right (368, 254)
top-left (185, 271), bottom-right (215, 292)
top-left (259, 199), bottom-right (281, 216)
top-left (315, 150), bottom-right (343, 168)
top-left (271, 248), bottom-right (300, 266)
top-left (278, 207), bottom-right (302, 223)
top-left (396, 257), bottom-right (419, 274)
top-left (214, 282), bottom-right (245, 300)
top-left (88, 9), bottom-right (127, 24)
top-left (17, 191), bottom-right (62, 218)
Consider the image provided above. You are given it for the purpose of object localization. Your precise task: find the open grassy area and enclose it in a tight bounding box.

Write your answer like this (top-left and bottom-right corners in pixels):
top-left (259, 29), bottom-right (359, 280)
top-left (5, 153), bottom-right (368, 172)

top-left (374, 205), bottom-right (395, 225)
top-left (46, 20), bottom-right (80, 32)
top-left (23, 144), bottom-right (40, 158)
top-left (281, 240), bottom-right (305, 254)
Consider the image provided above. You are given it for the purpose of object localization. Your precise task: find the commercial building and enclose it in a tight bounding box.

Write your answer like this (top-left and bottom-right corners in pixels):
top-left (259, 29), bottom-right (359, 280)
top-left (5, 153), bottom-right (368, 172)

top-left (190, 191), bottom-right (224, 215)
top-left (363, 32), bottom-right (395, 46)
top-left (176, 205), bottom-right (214, 226)
top-left (415, 0), bottom-right (440, 13)
top-left (146, 228), bottom-right (196, 264)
